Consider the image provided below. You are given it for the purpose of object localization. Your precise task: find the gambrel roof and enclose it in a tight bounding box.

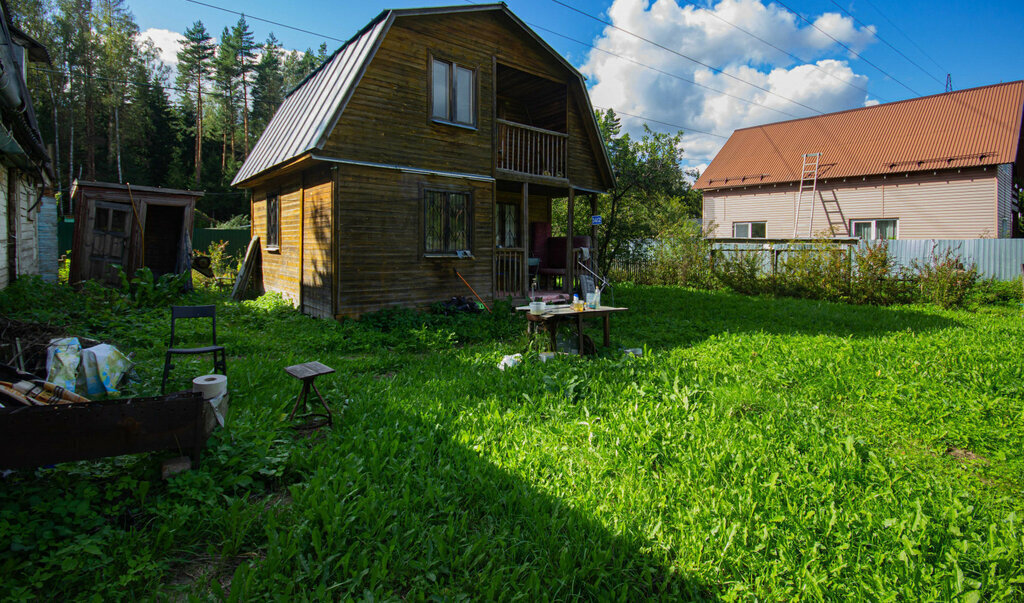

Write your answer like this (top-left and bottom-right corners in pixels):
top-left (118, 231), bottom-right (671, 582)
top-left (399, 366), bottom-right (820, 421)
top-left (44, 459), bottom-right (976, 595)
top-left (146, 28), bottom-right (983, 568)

top-left (233, 4), bottom-right (613, 188)
top-left (695, 81), bottom-right (1024, 191)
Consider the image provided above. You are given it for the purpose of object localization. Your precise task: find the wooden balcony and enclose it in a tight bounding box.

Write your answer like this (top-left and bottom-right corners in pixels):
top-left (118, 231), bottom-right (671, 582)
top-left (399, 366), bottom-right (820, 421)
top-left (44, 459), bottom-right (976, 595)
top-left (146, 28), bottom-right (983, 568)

top-left (497, 119), bottom-right (567, 180)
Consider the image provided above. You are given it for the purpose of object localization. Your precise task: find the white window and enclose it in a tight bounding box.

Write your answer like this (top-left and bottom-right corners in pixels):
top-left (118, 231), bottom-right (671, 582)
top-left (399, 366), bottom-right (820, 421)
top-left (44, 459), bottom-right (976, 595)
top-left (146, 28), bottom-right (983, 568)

top-left (733, 221), bottom-right (766, 238)
top-left (431, 58), bottom-right (475, 127)
top-left (851, 219), bottom-right (897, 240)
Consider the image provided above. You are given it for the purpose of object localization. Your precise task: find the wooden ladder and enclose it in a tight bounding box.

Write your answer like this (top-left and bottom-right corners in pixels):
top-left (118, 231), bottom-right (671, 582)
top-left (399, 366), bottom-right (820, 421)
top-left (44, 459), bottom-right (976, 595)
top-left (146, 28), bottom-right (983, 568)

top-left (794, 153), bottom-right (821, 238)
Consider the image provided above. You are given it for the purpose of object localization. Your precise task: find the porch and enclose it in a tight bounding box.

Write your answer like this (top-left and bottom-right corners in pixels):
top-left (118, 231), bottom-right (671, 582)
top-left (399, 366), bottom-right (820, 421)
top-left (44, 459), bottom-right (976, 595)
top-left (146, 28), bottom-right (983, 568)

top-left (492, 180), bottom-right (601, 302)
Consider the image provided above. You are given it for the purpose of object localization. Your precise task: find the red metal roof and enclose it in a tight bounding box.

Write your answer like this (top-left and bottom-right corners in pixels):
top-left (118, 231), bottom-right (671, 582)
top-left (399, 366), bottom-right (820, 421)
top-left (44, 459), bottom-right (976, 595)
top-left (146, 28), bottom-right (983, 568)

top-left (695, 81), bottom-right (1024, 191)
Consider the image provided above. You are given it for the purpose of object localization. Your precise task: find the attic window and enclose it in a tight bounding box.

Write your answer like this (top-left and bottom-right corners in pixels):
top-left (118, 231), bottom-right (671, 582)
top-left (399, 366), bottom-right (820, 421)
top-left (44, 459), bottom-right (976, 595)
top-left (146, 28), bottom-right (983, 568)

top-left (431, 57), bottom-right (475, 127)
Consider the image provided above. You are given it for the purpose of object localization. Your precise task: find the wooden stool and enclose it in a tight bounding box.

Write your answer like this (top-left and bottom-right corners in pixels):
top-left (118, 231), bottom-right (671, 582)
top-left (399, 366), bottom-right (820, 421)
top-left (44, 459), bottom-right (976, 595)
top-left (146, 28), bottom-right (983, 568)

top-left (285, 361), bottom-right (335, 429)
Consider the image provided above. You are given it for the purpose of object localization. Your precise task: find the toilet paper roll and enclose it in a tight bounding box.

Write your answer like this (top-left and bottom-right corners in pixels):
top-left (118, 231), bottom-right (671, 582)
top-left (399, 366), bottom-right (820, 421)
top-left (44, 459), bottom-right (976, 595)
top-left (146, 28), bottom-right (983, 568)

top-left (192, 374), bottom-right (228, 400)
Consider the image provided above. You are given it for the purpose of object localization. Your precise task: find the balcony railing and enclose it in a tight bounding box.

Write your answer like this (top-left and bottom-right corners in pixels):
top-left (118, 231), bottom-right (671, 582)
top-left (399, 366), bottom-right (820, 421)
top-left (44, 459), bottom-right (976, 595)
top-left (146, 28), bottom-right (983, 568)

top-left (497, 119), bottom-right (567, 179)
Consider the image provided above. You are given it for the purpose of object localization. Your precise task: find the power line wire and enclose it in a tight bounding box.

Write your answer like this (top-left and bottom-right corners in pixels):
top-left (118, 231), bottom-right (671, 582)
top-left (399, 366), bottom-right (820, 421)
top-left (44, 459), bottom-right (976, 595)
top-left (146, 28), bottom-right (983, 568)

top-left (527, 22), bottom-right (802, 119)
top-left (860, 0), bottom-right (948, 75)
top-left (181, 0), bottom-right (346, 43)
top-left (593, 106), bottom-right (728, 139)
top-left (700, 5), bottom-right (883, 101)
top-left (828, 0), bottom-right (943, 87)
top-left (548, 0), bottom-right (827, 115)
top-left (771, 0), bottom-right (921, 96)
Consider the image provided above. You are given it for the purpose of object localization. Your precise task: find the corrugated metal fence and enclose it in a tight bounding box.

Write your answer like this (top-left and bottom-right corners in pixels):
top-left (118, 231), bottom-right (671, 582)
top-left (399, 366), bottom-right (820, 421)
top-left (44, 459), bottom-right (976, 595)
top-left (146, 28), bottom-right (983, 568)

top-left (57, 223), bottom-right (251, 260)
top-left (711, 239), bottom-right (1024, 281)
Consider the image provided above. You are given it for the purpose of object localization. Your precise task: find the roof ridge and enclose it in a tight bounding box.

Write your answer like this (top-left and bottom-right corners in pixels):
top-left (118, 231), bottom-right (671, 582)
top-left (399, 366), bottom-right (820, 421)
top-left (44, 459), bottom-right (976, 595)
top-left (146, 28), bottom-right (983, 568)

top-left (732, 80), bottom-right (1024, 133)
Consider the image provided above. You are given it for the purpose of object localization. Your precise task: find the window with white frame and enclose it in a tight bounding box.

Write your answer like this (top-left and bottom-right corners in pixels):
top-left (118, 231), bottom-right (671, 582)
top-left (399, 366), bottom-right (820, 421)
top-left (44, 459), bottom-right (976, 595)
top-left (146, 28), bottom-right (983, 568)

top-left (733, 221), bottom-right (766, 238)
top-left (851, 219), bottom-right (897, 240)
top-left (431, 57), bottom-right (475, 127)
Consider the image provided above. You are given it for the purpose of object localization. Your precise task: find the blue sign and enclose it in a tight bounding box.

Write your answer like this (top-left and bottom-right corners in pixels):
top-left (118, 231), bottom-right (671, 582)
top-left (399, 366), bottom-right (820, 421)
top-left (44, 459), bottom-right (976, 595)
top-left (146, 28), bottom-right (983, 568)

top-left (591, 215), bottom-right (602, 225)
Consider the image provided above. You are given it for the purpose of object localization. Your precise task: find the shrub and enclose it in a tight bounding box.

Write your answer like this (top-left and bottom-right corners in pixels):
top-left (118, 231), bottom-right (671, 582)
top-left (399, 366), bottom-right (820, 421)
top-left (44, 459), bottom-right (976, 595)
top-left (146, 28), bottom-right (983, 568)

top-left (968, 276), bottom-right (1022, 306)
top-left (913, 247), bottom-right (978, 309)
top-left (193, 241), bottom-right (241, 291)
top-left (851, 242), bottom-right (916, 305)
top-left (775, 240), bottom-right (850, 302)
top-left (646, 221), bottom-right (717, 289)
top-left (714, 249), bottom-right (766, 296)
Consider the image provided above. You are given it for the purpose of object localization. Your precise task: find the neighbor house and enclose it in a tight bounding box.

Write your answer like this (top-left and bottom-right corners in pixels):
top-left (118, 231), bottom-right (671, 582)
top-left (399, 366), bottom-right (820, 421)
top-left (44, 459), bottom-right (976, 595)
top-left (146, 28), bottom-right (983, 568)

top-left (0, 1), bottom-right (54, 289)
top-left (231, 3), bottom-right (614, 318)
top-left (695, 81), bottom-right (1024, 241)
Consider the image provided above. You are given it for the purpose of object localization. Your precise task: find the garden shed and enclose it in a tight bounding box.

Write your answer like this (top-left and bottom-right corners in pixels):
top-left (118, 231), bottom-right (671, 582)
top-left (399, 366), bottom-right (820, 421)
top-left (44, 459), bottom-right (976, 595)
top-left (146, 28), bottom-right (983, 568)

top-left (68, 181), bottom-right (204, 286)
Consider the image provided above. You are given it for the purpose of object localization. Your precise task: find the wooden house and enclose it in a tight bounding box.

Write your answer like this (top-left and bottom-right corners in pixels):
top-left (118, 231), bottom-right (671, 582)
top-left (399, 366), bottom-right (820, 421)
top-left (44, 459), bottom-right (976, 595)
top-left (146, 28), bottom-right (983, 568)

top-left (695, 81), bottom-right (1024, 241)
top-left (0, 1), bottom-right (54, 289)
top-left (68, 181), bottom-right (204, 286)
top-left (231, 4), bottom-right (614, 318)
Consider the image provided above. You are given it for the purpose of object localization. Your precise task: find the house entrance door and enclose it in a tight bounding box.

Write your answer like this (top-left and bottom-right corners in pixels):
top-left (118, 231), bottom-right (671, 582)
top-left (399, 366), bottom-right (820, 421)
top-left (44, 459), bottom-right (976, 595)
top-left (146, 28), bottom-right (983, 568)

top-left (89, 201), bottom-right (132, 285)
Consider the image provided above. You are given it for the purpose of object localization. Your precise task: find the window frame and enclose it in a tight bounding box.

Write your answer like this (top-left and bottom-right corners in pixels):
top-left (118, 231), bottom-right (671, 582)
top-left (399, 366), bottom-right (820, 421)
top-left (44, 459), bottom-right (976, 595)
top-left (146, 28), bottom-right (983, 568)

top-left (429, 54), bottom-right (477, 129)
top-left (266, 192), bottom-right (280, 251)
top-left (850, 218), bottom-right (898, 240)
top-left (732, 221), bottom-right (767, 239)
top-left (495, 202), bottom-right (520, 248)
top-left (422, 186), bottom-right (474, 257)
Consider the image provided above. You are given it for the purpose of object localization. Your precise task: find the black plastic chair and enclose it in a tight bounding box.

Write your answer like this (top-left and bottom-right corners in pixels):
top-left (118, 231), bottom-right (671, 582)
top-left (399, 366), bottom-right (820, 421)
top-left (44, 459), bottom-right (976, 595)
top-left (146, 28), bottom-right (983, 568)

top-left (161, 305), bottom-right (227, 394)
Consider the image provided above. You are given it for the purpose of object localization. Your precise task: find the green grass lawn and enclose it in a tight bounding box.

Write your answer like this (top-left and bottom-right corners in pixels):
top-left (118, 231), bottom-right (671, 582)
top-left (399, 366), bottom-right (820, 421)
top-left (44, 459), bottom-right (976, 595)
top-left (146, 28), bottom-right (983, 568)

top-left (1, 281), bottom-right (1022, 600)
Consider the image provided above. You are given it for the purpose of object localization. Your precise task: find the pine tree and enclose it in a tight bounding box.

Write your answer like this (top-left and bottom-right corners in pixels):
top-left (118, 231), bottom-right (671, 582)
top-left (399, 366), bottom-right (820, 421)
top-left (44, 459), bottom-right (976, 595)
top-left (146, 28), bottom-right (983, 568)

top-left (214, 25), bottom-right (238, 173)
top-left (250, 33), bottom-right (284, 140)
top-left (176, 21), bottom-right (215, 186)
top-left (232, 15), bottom-right (256, 158)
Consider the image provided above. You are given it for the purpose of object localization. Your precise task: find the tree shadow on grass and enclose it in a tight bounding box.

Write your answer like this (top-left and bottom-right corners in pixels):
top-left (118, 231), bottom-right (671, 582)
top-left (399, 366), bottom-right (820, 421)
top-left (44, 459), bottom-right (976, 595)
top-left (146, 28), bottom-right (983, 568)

top-left (229, 389), bottom-right (708, 600)
top-left (610, 286), bottom-right (959, 351)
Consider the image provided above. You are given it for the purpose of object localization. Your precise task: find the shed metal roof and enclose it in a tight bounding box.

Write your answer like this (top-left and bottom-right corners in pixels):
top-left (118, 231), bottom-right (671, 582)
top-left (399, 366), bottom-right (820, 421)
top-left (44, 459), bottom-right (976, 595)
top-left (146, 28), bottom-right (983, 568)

top-left (694, 81), bottom-right (1024, 191)
top-left (231, 16), bottom-right (389, 186)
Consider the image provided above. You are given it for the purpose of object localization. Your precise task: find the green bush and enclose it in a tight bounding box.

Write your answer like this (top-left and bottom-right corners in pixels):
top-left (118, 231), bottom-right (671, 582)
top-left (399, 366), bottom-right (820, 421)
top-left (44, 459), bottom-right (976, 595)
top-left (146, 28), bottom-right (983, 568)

top-left (713, 249), bottom-right (766, 296)
top-left (968, 276), bottom-right (1022, 306)
top-left (646, 221), bottom-right (717, 289)
top-left (193, 241), bottom-right (241, 291)
top-left (851, 242), bottom-right (917, 305)
top-left (913, 247), bottom-right (979, 309)
top-left (775, 240), bottom-right (851, 302)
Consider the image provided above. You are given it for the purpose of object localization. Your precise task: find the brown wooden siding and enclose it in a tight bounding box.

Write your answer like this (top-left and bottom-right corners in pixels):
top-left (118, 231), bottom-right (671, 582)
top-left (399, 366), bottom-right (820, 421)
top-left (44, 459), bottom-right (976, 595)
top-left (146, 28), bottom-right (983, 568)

top-left (323, 11), bottom-right (605, 187)
top-left (252, 175), bottom-right (303, 305)
top-left (335, 162), bottom-right (493, 316)
top-left (566, 96), bottom-right (605, 191)
top-left (703, 166), bottom-right (1001, 239)
top-left (301, 167), bottom-right (334, 318)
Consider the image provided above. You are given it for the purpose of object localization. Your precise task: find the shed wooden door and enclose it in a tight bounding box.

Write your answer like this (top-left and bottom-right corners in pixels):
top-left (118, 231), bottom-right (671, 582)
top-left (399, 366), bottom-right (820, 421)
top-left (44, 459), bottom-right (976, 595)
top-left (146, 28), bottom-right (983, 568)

top-left (89, 201), bottom-right (132, 285)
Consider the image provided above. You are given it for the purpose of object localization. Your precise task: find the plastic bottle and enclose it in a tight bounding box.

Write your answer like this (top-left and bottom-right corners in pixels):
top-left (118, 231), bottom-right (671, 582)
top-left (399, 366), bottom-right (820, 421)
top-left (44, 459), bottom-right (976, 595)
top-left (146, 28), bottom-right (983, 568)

top-left (572, 294), bottom-right (580, 311)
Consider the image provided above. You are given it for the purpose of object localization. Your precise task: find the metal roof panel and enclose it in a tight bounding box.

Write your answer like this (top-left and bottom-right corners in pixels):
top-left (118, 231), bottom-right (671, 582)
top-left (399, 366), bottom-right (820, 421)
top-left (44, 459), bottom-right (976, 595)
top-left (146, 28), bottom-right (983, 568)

top-left (695, 81), bottom-right (1024, 191)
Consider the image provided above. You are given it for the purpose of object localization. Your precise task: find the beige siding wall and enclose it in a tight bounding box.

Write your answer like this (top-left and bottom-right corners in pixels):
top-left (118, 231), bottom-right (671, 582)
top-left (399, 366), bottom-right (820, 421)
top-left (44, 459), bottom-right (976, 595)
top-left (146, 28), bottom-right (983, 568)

top-left (703, 167), bottom-right (1000, 239)
top-left (996, 163), bottom-right (1013, 238)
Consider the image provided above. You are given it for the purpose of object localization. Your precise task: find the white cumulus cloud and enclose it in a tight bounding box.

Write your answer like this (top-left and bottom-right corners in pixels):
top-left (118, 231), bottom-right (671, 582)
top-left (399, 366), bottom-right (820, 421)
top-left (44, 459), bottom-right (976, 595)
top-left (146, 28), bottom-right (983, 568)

top-left (140, 27), bottom-right (185, 68)
top-left (579, 0), bottom-right (879, 169)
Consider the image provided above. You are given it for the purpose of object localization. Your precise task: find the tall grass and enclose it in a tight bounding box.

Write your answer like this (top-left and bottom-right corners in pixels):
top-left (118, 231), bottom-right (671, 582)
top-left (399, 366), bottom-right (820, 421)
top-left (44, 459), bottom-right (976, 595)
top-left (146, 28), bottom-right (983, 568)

top-left (0, 279), bottom-right (1021, 599)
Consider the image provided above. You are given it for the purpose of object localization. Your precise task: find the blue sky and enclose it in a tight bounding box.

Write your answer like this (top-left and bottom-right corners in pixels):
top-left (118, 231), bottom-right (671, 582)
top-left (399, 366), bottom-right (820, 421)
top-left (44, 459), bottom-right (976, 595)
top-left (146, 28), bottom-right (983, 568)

top-left (135, 0), bottom-right (1024, 169)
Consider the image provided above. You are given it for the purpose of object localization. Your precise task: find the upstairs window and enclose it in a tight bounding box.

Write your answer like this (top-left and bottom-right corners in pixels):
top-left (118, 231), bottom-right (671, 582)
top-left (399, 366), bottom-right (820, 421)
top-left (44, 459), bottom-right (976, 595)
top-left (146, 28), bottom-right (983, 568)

top-left (266, 193), bottom-right (280, 249)
top-left (431, 58), bottom-right (475, 127)
top-left (851, 219), bottom-right (897, 240)
top-left (733, 221), bottom-right (766, 238)
top-left (424, 189), bottom-right (471, 255)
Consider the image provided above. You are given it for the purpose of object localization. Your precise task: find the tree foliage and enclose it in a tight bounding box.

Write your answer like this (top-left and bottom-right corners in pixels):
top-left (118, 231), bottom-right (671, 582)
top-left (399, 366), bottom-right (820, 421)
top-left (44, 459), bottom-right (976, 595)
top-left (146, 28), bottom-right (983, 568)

top-left (7, 1), bottom-right (322, 219)
top-left (557, 109), bottom-right (703, 273)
